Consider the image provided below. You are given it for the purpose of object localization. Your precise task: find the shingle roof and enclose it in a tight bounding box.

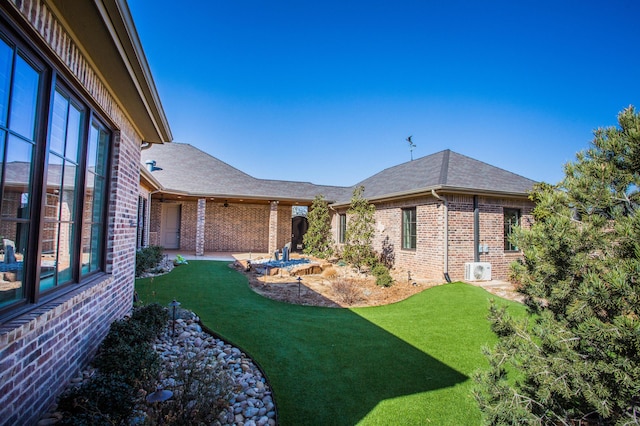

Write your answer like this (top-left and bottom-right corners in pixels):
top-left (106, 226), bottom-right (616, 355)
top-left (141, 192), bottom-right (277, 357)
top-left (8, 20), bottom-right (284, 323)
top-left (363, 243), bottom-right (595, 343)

top-left (140, 143), bottom-right (350, 202)
top-left (141, 144), bottom-right (536, 204)
top-left (341, 149), bottom-right (537, 204)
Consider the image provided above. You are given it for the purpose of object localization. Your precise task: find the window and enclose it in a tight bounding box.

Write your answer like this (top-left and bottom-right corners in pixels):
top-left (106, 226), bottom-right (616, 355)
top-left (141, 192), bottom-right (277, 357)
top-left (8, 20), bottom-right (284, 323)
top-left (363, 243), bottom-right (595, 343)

top-left (0, 27), bottom-right (111, 315)
top-left (402, 207), bottom-right (417, 250)
top-left (338, 214), bottom-right (346, 244)
top-left (137, 196), bottom-right (147, 249)
top-left (504, 208), bottom-right (520, 251)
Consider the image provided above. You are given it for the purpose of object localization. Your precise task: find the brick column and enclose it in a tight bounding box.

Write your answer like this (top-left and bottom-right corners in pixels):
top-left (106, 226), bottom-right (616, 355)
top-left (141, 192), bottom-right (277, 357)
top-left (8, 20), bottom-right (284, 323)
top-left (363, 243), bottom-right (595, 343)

top-left (196, 198), bottom-right (206, 256)
top-left (268, 200), bottom-right (279, 254)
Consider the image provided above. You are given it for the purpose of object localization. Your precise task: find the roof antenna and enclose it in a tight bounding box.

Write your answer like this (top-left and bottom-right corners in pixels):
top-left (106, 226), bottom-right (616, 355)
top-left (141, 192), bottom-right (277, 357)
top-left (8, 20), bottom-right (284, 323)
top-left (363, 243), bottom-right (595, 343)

top-left (406, 135), bottom-right (416, 161)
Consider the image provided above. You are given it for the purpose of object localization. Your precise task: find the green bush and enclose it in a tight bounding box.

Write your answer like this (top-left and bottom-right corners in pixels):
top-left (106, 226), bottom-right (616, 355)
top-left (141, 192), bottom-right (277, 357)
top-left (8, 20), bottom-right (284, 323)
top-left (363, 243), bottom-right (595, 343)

top-left (57, 373), bottom-right (137, 425)
top-left (135, 245), bottom-right (164, 277)
top-left (58, 304), bottom-right (168, 424)
top-left (99, 318), bottom-right (146, 349)
top-left (130, 303), bottom-right (169, 339)
top-left (371, 263), bottom-right (394, 287)
top-left (92, 341), bottom-right (160, 386)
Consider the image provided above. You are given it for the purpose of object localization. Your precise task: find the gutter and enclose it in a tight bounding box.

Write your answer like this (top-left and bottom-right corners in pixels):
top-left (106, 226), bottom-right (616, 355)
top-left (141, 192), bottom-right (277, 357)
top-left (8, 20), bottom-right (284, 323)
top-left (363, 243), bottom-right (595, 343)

top-left (329, 185), bottom-right (532, 208)
top-left (431, 189), bottom-right (450, 282)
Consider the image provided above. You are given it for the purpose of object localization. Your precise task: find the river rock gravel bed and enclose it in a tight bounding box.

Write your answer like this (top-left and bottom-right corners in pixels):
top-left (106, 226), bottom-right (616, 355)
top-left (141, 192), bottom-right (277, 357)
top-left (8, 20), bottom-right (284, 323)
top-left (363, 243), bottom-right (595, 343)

top-left (38, 309), bottom-right (276, 426)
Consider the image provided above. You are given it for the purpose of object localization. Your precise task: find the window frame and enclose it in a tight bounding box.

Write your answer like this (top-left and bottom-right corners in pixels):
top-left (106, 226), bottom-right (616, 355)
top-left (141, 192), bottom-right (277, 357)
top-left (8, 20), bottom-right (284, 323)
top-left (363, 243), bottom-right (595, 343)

top-left (338, 213), bottom-right (346, 244)
top-left (137, 195), bottom-right (147, 249)
top-left (503, 208), bottom-right (520, 252)
top-left (401, 207), bottom-right (417, 250)
top-left (0, 18), bottom-right (113, 320)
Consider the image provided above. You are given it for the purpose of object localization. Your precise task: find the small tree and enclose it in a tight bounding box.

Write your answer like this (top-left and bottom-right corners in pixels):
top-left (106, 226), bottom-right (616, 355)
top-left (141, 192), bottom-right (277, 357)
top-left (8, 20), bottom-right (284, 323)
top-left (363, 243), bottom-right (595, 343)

top-left (474, 106), bottom-right (640, 425)
top-left (343, 186), bottom-right (377, 272)
top-left (303, 195), bottom-right (334, 258)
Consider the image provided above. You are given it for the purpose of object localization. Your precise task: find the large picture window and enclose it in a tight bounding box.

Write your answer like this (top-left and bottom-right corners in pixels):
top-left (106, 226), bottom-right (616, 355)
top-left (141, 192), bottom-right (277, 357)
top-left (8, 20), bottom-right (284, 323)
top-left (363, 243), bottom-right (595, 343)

top-left (402, 207), bottom-right (417, 250)
top-left (0, 28), bottom-right (111, 316)
top-left (504, 208), bottom-right (520, 251)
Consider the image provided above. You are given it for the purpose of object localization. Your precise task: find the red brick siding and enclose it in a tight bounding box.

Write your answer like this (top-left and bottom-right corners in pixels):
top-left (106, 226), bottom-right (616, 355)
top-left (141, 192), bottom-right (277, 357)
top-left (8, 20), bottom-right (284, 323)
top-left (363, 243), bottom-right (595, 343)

top-left (202, 202), bottom-right (270, 252)
top-left (447, 195), bottom-right (476, 281)
top-left (277, 205), bottom-right (293, 250)
top-left (331, 193), bottom-right (534, 282)
top-left (371, 197), bottom-right (445, 279)
top-left (476, 196), bottom-right (533, 280)
top-left (179, 201), bottom-right (197, 251)
top-left (154, 201), bottom-right (294, 254)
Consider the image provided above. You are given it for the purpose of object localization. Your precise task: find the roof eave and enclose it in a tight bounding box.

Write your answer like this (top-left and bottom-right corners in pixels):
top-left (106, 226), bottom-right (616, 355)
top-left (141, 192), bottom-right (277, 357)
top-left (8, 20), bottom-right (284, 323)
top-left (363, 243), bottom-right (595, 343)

top-left (47, 0), bottom-right (172, 143)
top-left (330, 185), bottom-right (533, 207)
top-left (140, 166), bottom-right (163, 190)
top-left (150, 188), bottom-right (320, 205)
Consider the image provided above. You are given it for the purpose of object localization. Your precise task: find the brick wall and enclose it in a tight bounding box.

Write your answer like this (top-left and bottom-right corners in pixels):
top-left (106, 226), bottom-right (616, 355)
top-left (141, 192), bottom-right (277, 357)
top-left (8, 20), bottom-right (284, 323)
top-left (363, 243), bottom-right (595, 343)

top-left (204, 201), bottom-right (272, 252)
top-left (277, 205), bottom-right (293, 251)
top-left (148, 200), bottom-right (294, 255)
top-left (332, 193), bottom-right (533, 282)
top-left (0, 1), bottom-right (143, 424)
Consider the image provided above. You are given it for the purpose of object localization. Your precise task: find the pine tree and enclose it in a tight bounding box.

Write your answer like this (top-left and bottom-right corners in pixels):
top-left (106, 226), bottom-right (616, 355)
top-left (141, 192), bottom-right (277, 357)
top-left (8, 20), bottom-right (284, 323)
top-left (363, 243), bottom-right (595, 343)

top-left (343, 186), bottom-right (377, 272)
top-left (474, 106), bottom-right (640, 424)
top-left (303, 195), bottom-right (333, 258)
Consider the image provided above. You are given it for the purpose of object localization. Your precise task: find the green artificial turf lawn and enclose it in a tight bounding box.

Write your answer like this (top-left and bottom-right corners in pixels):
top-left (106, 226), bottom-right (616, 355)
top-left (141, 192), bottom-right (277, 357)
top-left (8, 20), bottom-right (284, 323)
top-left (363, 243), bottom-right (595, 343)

top-left (135, 261), bottom-right (526, 425)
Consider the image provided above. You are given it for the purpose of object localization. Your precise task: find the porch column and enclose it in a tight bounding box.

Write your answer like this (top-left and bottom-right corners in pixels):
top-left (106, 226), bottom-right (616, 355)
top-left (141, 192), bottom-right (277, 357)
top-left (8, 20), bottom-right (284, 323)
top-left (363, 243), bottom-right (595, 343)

top-left (268, 200), bottom-right (279, 254)
top-left (196, 198), bottom-right (206, 256)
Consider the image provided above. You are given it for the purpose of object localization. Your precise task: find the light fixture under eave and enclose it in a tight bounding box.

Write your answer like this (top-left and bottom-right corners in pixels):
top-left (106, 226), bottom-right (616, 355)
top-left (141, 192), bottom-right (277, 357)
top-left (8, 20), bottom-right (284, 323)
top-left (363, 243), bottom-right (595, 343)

top-left (223, 200), bottom-right (229, 208)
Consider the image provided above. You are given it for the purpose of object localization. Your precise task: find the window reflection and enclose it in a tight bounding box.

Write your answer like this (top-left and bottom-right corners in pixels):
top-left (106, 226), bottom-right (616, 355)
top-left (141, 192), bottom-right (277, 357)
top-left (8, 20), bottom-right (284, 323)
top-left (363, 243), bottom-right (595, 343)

top-left (39, 89), bottom-right (82, 291)
top-left (0, 222), bottom-right (28, 308)
top-left (0, 39), bottom-right (12, 127)
top-left (9, 54), bottom-right (39, 140)
top-left (82, 124), bottom-right (108, 275)
top-left (0, 30), bottom-right (111, 314)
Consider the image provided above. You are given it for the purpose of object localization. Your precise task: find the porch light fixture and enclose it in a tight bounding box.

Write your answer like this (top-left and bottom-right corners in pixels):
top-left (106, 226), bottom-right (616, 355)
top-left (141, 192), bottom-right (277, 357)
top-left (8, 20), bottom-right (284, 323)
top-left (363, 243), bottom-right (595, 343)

top-left (223, 200), bottom-right (229, 207)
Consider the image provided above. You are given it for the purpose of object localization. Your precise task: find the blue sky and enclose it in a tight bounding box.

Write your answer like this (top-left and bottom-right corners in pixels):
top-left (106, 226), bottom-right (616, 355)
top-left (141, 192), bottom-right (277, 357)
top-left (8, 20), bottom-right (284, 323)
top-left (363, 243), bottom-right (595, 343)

top-left (129, 1), bottom-right (640, 187)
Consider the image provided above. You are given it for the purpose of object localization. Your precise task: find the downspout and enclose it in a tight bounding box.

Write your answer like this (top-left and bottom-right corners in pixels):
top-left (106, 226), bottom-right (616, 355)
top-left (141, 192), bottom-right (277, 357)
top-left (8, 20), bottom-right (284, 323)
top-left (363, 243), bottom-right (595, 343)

top-left (474, 195), bottom-right (479, 262)
top-left (431, 189), bottom-right (450, 282)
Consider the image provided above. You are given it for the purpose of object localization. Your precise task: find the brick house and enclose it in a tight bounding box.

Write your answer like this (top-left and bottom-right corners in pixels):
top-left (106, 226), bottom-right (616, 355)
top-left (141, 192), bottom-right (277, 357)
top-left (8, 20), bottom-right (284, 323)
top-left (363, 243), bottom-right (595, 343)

top-left (140, 142), bottom-right (348, 256)
top-left (329, 149), bottom-right (536, 281)
top-left (0, 1), bottom-right (171, 424)
top-left (141, 143), bottom-right (535, 282)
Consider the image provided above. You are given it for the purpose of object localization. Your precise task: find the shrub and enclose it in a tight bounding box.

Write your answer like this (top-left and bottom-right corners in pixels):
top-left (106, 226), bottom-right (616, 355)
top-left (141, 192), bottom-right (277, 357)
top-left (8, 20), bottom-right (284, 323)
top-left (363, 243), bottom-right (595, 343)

top-left (135, 245), bottom-right (164, 277)
top-left (57, 303), bottom-right (170, 424)
top-left (371, 263), bottom-right (393, 287)
top-left (332, 278), bottom-right (364, 305)
top-left (321, 266), bottom-right (338, 280)
top-left (303, 195), bottom-right (334, 259)
top-left (92, 341), bottom-right (160, 386)
top-left (57, 373), bottom-right (137, 425)
top-left (99, 318), bottom-right (146, 349)
top-left (142, 354), bottom-right (233, 424)
top-left (130, 303), bottom-right (169, 339)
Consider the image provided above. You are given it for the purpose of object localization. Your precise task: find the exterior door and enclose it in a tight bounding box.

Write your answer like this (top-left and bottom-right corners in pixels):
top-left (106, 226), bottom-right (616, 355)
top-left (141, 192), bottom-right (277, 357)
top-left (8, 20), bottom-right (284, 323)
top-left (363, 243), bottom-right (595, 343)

top-left (161, 203), bottom-right (181, 249)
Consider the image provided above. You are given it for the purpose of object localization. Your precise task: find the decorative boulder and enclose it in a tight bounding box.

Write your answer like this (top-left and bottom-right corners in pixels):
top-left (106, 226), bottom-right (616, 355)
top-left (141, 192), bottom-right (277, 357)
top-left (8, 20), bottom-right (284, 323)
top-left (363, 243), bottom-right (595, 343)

top-left (288, 264), bottom-right (322, 276)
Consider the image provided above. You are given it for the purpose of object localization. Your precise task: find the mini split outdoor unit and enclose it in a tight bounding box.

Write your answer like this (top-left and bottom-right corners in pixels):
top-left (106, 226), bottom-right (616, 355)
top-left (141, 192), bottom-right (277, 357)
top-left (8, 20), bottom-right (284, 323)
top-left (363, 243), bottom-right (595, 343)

top-left (464, 262), bottom-right (492, 281)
